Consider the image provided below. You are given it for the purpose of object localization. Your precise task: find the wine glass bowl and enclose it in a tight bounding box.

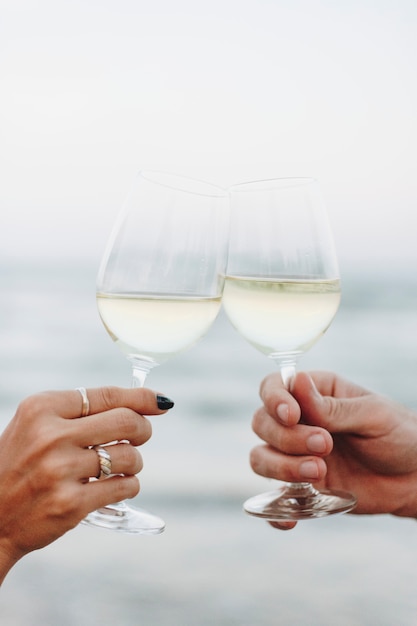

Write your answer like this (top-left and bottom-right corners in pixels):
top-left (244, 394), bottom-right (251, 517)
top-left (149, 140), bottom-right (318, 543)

top-left (223, 177), bottom-right (357, 521)
top-left (84, 171), bottom-right (229, 533)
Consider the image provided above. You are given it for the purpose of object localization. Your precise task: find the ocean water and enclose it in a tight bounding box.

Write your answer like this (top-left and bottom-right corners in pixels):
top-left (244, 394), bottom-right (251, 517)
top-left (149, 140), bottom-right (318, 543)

top-left (1, 259), bottom-right (417, 625)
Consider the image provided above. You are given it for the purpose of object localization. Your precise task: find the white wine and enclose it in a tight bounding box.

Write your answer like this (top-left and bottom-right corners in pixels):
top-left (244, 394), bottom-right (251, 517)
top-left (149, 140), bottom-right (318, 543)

top-left (223, 277), bottom-right (341, 359)
top-left (97, 293), bottom-right (222, 364)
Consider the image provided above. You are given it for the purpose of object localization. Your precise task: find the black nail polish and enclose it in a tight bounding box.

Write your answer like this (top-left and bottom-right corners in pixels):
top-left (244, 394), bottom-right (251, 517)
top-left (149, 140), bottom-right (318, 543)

top-left (157, 395), bottom-right (175, 410)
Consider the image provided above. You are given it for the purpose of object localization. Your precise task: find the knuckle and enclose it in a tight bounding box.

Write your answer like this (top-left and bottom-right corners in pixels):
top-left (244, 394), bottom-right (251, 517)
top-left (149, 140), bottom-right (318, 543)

top-left (97, 386), bottom-right (122, 411)
top-left (111, 475), bottom-right (140, 500)
top-left (134, 450), bottom-right (144, 473)
top-left (48, 488), bottom-right (79, 519)
top-left (261, 388), bottom-right (275, 412)
top-left (250, 445), bottom-right (299, 482)
top-left (110, 410), bottom-right (152, 445)
top-left (35, 452), bottom-right (68, 488)
top-left (127, 476), bottom-right (140, 498)
top-left (118, 444), bottom-right (143, 474)
top-left (249, 446), bottom-right (267, 476)
top-left (287, 463), bottom-right (304, 482)
top-left (271, 427), bottom-right (289, 452)
top-left (252, 410), bottom-right (284, 450)
top-left (21, 424), bottom-right (69, 473)
top-left (129, 415), bottom-right (152, 445)
top-left (260, 378), bottom-right (281, 410)
top-left (28, 462), bottom-right (78, 519)
top-left (138, 416), bottom-right (152, 442)
top-left (15, 393), bottom-right (49, 423)
top-left (251, 408), bottom-right (264, 435)
top-left (37, 422), bottom-right (69, 455)
top-left (114, 408), bottom-right (136, 434)
top-left (259, 373), bottom-right (277, 400)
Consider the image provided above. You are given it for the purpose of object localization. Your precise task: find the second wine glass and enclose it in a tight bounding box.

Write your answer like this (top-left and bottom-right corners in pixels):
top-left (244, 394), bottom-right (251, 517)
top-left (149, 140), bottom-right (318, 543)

top-left (84, 170), bottom-right (229, 534)
top-left (223, 177), bottom-right (357, 522)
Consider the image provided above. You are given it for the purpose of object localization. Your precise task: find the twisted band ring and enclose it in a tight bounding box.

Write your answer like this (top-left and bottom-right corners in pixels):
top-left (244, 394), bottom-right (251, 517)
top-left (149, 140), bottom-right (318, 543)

top-left (93, 445), bottom-right (112, 478)
top-left (76, 387), bottom-right (90, 417)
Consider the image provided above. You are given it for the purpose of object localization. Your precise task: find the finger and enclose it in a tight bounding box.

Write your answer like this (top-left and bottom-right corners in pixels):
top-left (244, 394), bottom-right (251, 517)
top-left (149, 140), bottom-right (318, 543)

top-left (259, 373), bottom-right (301, 426)
top-left (252, 408), bottom-right (333, 456)
top-left (85, 387), bottom-right (174, 417)
top-left (307, 371), bottom-right (370, 399)
top-left (40, 387), bottom-right (174, 420)
top-left (250, 444), bottom-right (328, 483)
top-left (80, 475), bottom-right (141, 513)
top-left (74, 409), bottom-right (153, 448)
top-left (83, 443), bottom-right (143, 480)
top-left (64, 443), bottom-right (142, 482)
top-left (290, 373), bottom-right (372, 434)
top-left (269, 521), bottom-right (298, 531)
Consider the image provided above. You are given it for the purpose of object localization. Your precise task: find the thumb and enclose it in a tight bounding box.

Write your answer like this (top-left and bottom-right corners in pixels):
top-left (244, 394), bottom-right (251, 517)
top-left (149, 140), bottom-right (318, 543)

top-left (290, 372), bottom-right (362, 434)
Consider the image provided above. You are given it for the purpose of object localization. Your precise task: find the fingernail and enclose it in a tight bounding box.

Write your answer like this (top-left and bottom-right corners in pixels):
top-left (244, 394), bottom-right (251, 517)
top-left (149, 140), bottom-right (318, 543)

top-left (307, 434), bottom-right (326, 453)
top-left (156, 395), bottom-right (175, 410)
top-left (300, 461), bottom-right (319, 480)
top-left (277, 404), bottom-right (289, 424)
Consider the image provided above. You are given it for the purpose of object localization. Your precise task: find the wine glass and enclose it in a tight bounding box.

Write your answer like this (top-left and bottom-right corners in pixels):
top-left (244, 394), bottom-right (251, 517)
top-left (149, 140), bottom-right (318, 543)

top-left (223, 177), bottom-right (357, 521)
top-left (84, 170), bottom-right (229, 534)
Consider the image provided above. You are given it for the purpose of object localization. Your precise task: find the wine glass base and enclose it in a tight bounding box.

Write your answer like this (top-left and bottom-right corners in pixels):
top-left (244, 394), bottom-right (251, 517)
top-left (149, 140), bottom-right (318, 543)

top-left (244, 483), bottom-right (357, 522)
top-left (81, 503), bottom-right (165, 535)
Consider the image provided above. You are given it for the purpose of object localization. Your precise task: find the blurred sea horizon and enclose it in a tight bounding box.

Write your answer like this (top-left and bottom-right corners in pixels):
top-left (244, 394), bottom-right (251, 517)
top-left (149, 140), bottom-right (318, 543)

top-left (1, 257), bottom-right (417, 625)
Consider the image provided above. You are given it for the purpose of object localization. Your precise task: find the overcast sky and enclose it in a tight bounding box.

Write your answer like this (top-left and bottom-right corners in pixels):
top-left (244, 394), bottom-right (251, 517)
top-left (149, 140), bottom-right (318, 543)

top-left (1, 0), bottom-right (417, 273)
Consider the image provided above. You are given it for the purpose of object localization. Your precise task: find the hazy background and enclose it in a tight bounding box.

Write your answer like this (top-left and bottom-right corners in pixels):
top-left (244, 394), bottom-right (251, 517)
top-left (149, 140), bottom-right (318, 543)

top-left (1, 0), bottom-right (417, 272)
top-left (2, 2), bottom-right (417, 625)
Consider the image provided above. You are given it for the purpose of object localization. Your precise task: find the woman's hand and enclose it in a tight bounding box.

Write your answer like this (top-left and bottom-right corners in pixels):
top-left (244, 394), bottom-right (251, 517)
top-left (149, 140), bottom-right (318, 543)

top-left (251, 371), bottom-right (417, 530)
top-left (0, 386), bottom-right (173, 582)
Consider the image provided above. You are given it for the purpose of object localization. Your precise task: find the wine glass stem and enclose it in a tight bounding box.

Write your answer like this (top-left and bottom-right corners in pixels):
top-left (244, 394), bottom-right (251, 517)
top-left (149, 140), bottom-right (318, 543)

top-left (105, 360), bottom-right (152, 513)
top-left (280, 362), bottom-right (317, 493)
top-left (130, 358), bottom-right (154, 388)
top-left (132, 367), bottom-right (148, 388)
top-left (280, 363), bottom-right (296, 389)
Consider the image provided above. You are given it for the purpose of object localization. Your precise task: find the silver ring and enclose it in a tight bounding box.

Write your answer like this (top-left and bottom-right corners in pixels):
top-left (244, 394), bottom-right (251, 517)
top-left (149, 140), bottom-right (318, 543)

top-left (76, 387), bottom-right (90, 417)
top-left (93, 445), bottom-right (112, 478)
